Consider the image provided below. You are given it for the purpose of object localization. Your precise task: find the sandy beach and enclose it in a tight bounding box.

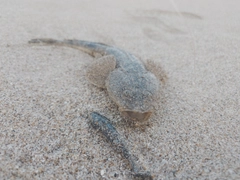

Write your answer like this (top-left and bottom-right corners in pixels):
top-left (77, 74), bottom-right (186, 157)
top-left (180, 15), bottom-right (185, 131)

top-left (0, 0), bottom-right (239, 179)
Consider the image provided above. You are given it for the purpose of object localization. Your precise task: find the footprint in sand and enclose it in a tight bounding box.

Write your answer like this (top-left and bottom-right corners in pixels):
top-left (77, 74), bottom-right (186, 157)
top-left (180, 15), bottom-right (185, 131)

top-left (128, 9), bottom-right (202, 41)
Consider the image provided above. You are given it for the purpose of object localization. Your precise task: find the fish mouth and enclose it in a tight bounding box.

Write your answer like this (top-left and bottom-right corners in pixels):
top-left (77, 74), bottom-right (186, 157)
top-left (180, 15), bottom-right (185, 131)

top-left (121, 111), bottom-right (152, 122)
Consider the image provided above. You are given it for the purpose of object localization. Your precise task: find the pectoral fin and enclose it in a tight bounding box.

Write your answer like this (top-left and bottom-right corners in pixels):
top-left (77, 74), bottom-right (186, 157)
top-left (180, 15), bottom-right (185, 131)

top-left (86, 55), bottom-right (116, 88)
top-left (144, 59), bottom-right (168, 84)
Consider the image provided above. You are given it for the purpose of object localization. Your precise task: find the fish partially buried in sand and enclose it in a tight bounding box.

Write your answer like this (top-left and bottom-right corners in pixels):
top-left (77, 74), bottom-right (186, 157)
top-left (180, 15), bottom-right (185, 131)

top-left (90, 112), bottom-right (153, 180)
top-left (29, 38), bottom-right (165, 123)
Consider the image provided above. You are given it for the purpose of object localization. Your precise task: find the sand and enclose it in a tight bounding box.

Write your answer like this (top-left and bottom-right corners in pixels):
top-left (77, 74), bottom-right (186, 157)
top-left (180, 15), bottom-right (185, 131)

top-left (0, 0), bottom-right (239, 179)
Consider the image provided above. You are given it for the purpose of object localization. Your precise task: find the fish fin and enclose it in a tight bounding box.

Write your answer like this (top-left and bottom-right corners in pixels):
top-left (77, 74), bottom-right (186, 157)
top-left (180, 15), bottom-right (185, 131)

top-left (86, 55), bottom-right (116, 88)
top-left (144, 59), bottom-right (168, 85)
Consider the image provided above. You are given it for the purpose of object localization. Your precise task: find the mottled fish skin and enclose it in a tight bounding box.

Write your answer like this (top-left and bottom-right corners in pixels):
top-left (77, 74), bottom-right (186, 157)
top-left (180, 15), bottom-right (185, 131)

top-left (90, 112), bottom-right (153, 180)
top-left (29, 39), bottom-right (145, 71)
top-left (29, 38), bottom-right (160, 123)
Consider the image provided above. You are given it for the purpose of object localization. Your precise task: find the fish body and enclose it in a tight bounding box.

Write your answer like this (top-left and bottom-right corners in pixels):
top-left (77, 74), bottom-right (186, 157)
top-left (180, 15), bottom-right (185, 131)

top-left (29, 39), bottom-right (160, 122)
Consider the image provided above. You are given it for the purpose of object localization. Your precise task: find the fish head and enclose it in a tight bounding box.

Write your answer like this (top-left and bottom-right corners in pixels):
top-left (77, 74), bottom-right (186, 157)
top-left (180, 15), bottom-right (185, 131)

top-left (106, 70), bottom-right (159, 122)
